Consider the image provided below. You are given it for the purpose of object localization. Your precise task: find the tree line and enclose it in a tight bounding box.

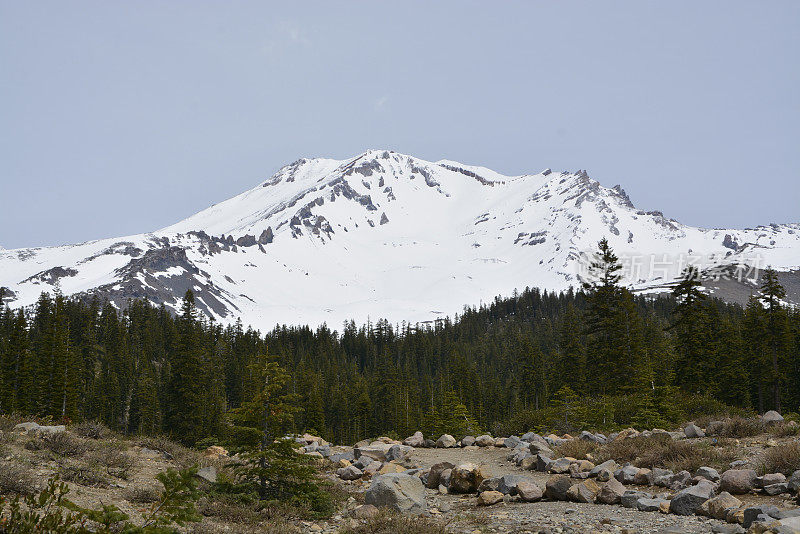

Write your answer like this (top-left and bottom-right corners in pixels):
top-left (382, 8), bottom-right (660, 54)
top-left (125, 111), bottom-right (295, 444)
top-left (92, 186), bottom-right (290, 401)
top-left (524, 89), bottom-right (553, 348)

top-left (0, 239), bottom-right (798, 445)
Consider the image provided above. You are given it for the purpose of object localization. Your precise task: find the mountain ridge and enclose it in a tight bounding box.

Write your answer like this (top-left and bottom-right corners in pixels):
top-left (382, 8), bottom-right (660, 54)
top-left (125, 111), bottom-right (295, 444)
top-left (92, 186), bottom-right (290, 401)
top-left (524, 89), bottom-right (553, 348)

top-left (2, 150), bottom-right (798, 328)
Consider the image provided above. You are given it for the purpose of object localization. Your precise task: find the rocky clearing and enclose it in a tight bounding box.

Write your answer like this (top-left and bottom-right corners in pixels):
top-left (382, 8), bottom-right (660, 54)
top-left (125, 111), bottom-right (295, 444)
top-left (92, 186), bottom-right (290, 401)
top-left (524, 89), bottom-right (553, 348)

top-left (2, 415), bottom-right (800, 533)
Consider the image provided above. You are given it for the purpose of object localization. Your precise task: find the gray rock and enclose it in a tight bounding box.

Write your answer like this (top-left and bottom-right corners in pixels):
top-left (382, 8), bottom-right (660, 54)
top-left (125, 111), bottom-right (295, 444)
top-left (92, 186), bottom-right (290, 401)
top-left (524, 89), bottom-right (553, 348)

top-left (355, 444), bottom-right (392, 461)
top-left (621, 490), bottom-right (651, 509)
top-left (435, 434), bottom-right (457, 448)
top-left (460, 435), bottom-right (476, 447)
top-left (788, 470), bottom-right (800, 492)
top-left (579, 431), bottom-right (606, 444)
top-left (720, 469), bottom-right (757, 495)
top-left (385, 444), bottom-right (407, 462)
top-left (743, 506), bottom-right (780, 529)
top-left (477, 476), bottom-right (500, 493)
top-left (670, 480), bottom-right (716, 516)
top-left (196, 466), bottom-right (217, 483)
top-left (330, 451), bottom-right (355, 463)
top-left (636, 497), bottom-right (667, 512)
top-left (354, 456), bottom-right (375, 470)
top-left (365, 473), bottom-right (427, 514)
top-left (536, 455), bottom-right (553, 472)
top-left (549, 457), bottom-right (572, 474)
top-left (424, 462), bottom-right (455, 489)
top-left (696, 466), bottom-right (721, 482)
top-left (615, 464), bottom-right (639, 484)
top-left (684, 423), bottom-right (705, 438)
top-left (529, 441), bottom-right (554, 456)
top-left (504, 436), bottom-right (522, 449)
top-left (545, 475), bottom-right (574, 501)
top-left (521, 431), bottom-right (543, 443)
top-left (763, 482), bottom-right (789, 495)
top-left (517, 480), bottom-right (543, 502)
top-left (338, 465), bottom-right (363, 480)
top-left (756, 472), bottom-right (786, 488)
top-left (423, 439), bottom-right (436, 448)
top-left (474, 434), bottom-right (494, 447)
top-left (669, 470), bottom-right (692, 490)
top-left (652, 467), bottom-right (674, 487)
top-left (597, 478), bottom-right (626, 504)
top-left (762, 410), bottom-right (784, 424)
top-left (589, 460), bottom-right (618, 478)
top-left (497, 474), bottom-right (529, 495)
top-left (402, 431), bottom-right (425, 447)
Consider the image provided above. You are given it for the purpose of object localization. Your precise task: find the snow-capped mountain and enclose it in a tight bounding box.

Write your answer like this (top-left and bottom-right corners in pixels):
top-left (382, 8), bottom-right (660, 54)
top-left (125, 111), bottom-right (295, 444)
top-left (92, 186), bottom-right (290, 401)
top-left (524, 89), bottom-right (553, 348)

top-left (1, 150), bottom-right (798, 329)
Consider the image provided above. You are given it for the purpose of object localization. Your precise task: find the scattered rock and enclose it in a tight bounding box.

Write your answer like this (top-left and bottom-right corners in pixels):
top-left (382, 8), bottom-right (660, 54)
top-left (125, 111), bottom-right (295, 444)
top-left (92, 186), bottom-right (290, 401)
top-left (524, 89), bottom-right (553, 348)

top-left (633, 468), bottom-right (652, 485)
top-left (549, 457), bottom-right (572, 474)
top-left (762, 410), bottom-right (784, 424)
top-left (597, 478), bottom-right (626, 505)
top-left (449, 463), bottom-right (488, 494)
top-left (545, 475), bottom-right (574, 501)
top-left (436, 434), bottom-right (457, 448)
top-left (196, 466), bottom-right (217, 483)
top-left (516, 480), bottom-right (543, 502)
top-left (636, 497), bottom-right (667, 512)
top-left (621, 490), bottom-right (651, 509)
top-left (719, 469), bottom-right (757, 495)
top-left (696, 466), bottom-right (721, 482)
top-left (351, 504), bottom-right (379, 519)
top-left (566, 479), bottom-right (601, 503)
top-left (756, 472), bottom-right (786, 488)
top-left (684, 423), bottom-right (705, 438)
top-left (338, 465), bottom-right (363, 480)
top-left (497, 474), bottom-right (528, 495)
top-left (670, 480), bottom-right (716, 516)
top-left (365, 473), bottom-right (427, 514)
top-left (424, 461), bottom-right (455, 489)
top-left (477, 490), bottom-right (504, 506)
top-left (701, 491), bottom-right (742, 520)
top-left (461, 435), bottom-right (476, 447)
top-left (475, 435), bottom-right (494, 447)
top-left (402, 431), bottom-right (425, 447)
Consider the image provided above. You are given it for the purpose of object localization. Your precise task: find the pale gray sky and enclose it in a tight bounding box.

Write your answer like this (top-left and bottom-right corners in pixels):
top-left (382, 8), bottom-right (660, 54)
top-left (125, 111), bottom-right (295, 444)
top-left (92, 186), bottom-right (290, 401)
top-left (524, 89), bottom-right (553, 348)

top-left (1, 1), bottom-right (798, 249)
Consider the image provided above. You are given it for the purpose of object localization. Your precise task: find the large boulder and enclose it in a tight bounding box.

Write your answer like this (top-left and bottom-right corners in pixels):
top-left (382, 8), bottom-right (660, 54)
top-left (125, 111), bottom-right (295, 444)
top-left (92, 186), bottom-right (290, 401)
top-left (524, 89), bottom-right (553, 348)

top-left (597, 478), bottom-right (626, 504)
top-left (385, 444), bottom-right (410, 462)
top-left (424, 461), bottom-right (455, 489)
top-left (700, 491), bottom-right (742, 520)
top-left (684, 423), bottom-right (705, 438)
top-left (365, 473), bottom-right (427, 514)
top-left (402, 431), bottom-right (425, 447)
top-left (670, 480), bottom-right (716, 516)
top-left (651, 467), bottom-right (674, 487)
top-left (762, 410), bottom-right (784, 424)
top-left (615, 464), bottom-right (639, 484)
top-left (756, 473), bottom-right (786, 488)
top-left (720, 469), bottom-right (757, 495)
top-left (544, 475), bottom-right (574, 501)
top-left (13, 422), bottom-right (65, 434)
top-left (475, 435), bottom-right (494, 447)
top-left (516, 480), bottom-right (543, 502)
top-left (636, 497), bottom-right (668, 512)
top-left (436, 434), bottom-right (457, 448)
top-left (504, 436), bottom-right (522, 449)
top-left (536, 455), bottom-right (554, 472)
top-left (449, 463), bottom-right (489, 494)
top-left (461, 435), bottom-right (476, 447)
top-left (566, 479), bottom-right (601, 503)
top-left (355, 443), bottom-right (392, 462)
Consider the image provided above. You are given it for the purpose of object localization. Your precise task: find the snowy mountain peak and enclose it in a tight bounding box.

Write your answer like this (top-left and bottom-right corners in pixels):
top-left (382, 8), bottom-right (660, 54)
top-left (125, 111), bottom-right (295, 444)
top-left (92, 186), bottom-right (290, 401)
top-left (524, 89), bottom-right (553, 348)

top-left (1, 151), bottom-right (798, 328)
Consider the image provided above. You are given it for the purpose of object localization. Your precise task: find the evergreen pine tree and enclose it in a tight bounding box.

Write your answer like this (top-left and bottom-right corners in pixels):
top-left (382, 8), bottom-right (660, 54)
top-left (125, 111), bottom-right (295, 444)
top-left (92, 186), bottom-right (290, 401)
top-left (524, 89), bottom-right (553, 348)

top-left (759, 267), bottom-right (787, 411)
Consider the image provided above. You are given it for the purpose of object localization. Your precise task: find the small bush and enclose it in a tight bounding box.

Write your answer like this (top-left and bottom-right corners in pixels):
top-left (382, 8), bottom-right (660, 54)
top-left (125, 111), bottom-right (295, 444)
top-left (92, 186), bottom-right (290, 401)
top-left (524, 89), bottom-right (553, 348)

top-left (124, 484), bottom-right (161, 503)
top-left (0, 462), bottom-right (38, 495)
top-left (339, 510), bottom-right (447, 534)
top-left (72, 420), bottom-right (111, 440)
top-left (594, 434), bottom-right (738, 472)
top-left (714, 417), bottom-right (765, 438)
top-left (86, 445), bottom-right (135, 478)
top-left (198, 497), bottom-right (261, 524)
top-left (0, 413), bottom-right (26, 432)
top-left (28, 431), bottom-right (89, 457)
top-left (59, 463), bottom-right (109, 487)
top-left (555, 439), bottom-right (598, 460)
top-left (757, 443), bottom-right (800, 476)
top-left (138, 435), bottom-right (198, 467)
top-left (770, 422), bottom-right (800, 438)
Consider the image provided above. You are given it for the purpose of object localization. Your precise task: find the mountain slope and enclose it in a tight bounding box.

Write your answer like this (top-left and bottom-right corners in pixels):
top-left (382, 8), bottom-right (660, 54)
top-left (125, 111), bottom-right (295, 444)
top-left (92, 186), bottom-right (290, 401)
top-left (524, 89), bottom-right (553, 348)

top-left (1, 150), bottom-right (798, 328)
